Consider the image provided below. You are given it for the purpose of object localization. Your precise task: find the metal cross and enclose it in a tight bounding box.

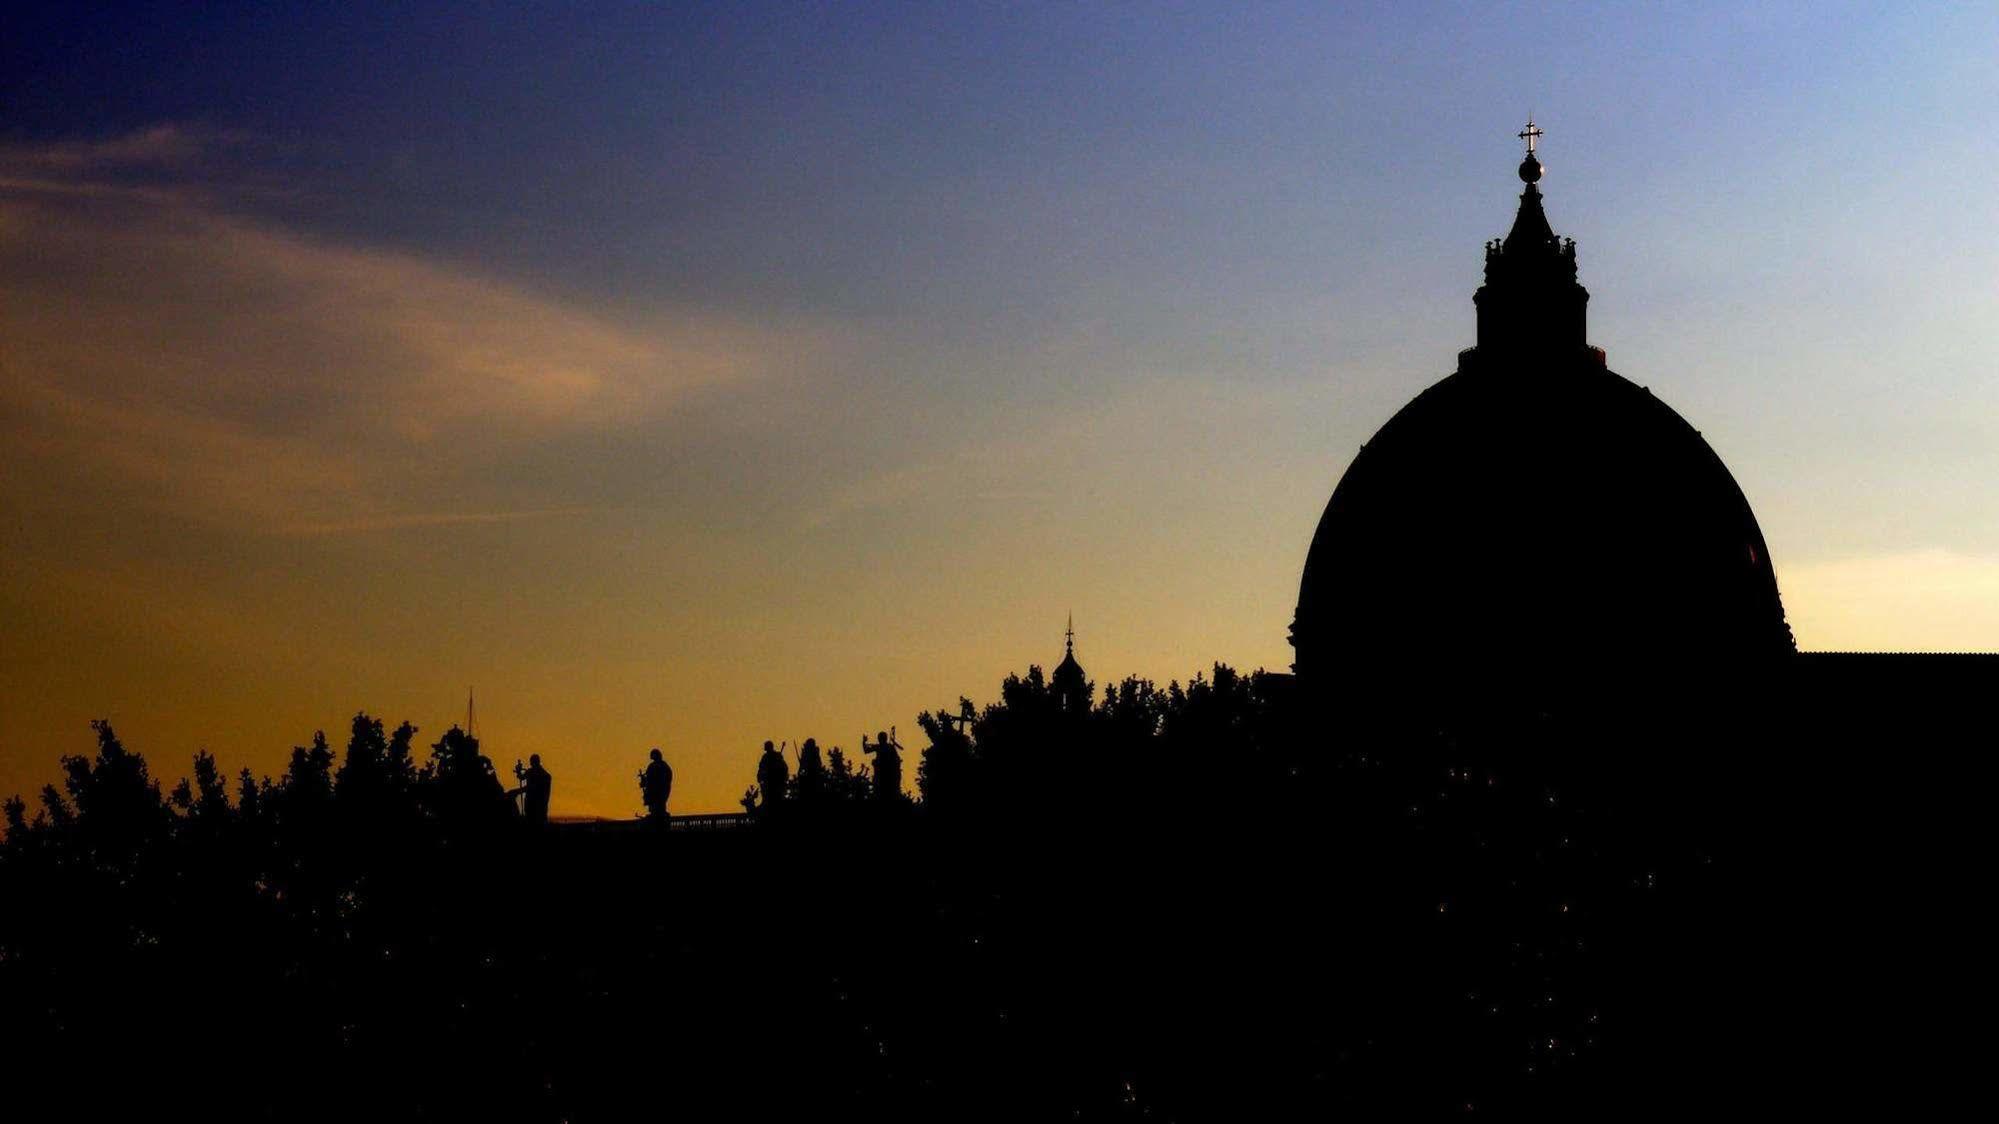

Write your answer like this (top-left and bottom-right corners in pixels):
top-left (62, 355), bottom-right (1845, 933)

top-left (1518, 116), bottom-right (1543, 155)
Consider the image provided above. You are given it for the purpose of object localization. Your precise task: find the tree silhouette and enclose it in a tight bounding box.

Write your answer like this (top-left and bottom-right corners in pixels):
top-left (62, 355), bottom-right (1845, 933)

top-left (913, 700), bottom-right (976, 809)
top-left (0, 656), bottom-right (1799, 1120)
top-left (825, 744), bottom-right (873, 803)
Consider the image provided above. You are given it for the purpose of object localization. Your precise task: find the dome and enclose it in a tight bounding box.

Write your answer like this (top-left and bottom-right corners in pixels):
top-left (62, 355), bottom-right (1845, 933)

top-left (1290, 143), bottom-right (1792, 709)
top-left (1051, 615), bottom-right (1090, 713)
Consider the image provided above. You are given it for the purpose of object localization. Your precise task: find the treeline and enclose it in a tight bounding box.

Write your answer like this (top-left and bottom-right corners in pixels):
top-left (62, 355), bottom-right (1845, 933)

top-left (0, 660), bottom-right (1291, 848)
top-left (0, 662), bottom-right (1304, 1120)
top-left (914, 661), bottom-right (1289, 815)
top-left (5, 714), bottom-right (525, 871)
top-left (0, 660), bottom-right (1748, 1119)
top-left (0, 714), bottom-right (564, 1119)
top-left (736, 661), bottom-right (1291, 818)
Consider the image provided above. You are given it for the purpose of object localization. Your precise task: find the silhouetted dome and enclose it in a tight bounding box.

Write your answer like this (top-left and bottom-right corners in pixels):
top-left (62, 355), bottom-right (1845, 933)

top-left (1053, 648), bottom-right (1085, 688)
top-left (1052, 618), bottom-right (1091, 713)
top-left (1291, 144), bottom-right (1791, 706)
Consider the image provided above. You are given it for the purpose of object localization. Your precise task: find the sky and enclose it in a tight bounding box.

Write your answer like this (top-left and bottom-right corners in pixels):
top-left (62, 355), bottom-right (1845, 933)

top-left (4, 3), bottom-right (1997, 816)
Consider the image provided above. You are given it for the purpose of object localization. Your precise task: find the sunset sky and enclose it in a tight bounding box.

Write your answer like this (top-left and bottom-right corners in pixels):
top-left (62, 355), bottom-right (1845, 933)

top-left (5, 4), bottom-right (1997, 816)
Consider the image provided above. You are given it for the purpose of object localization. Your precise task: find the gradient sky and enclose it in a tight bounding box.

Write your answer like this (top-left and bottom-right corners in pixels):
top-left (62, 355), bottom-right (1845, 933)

top-left (4, 3), bottom-right (1997, 816)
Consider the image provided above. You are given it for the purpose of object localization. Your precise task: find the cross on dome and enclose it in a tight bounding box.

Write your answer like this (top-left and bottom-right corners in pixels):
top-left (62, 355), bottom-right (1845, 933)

top-left (1518, 116), bottom-right (1543, 155)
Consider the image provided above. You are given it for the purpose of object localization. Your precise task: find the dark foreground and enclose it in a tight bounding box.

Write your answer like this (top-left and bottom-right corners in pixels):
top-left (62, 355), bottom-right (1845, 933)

top-left (0, 689), bottom-right (1984, 1120)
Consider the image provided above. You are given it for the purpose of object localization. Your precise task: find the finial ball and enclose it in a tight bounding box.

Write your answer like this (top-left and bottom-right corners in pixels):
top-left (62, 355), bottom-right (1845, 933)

top-left (1518, 153), bottom-right (1543, 184)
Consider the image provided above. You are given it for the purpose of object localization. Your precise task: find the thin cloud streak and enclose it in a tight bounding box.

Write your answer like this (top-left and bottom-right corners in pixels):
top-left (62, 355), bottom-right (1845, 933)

top-left (0, 123), bottom-right (218, 172)
top-left (0, 126), bottom-right (835, 535)
top-left (281, 507), bottom-right (596, 537)
top-left (0, 175), bottom-right (188, 203)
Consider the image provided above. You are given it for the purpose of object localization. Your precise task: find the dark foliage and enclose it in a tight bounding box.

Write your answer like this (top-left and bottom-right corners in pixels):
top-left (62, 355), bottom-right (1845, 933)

top-left (0, 662), bottom-right (1891, 1119)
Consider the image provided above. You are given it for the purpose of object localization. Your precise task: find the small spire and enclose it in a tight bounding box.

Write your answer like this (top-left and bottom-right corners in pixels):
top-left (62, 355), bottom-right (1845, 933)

top-left (1065, 612), bottom-right (1074, 656)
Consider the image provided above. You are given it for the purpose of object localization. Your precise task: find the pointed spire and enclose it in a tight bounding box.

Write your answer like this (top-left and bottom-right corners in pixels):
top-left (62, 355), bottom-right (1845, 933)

top-left (1503, 173), bottom-right (1557, 252)
top-left (1065, 611), bottom-right (1074, 656)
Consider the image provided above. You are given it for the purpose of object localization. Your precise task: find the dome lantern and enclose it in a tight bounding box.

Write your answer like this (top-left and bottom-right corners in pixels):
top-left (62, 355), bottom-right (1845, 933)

top-left (1474, 118), bottom-right (1589, 362)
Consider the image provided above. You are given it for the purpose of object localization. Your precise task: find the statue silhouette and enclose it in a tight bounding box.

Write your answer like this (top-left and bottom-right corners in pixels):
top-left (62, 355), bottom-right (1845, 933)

top-left (795, 737), bottom-right (825, 800)
top-left (863, 728), bottom-right (903, 801)
top-left (756, 741), bottom-right (789, 811)
top-left (515, 754), bottom-right (551, 827)
top-left (639, 748), bottom-right (672, 826)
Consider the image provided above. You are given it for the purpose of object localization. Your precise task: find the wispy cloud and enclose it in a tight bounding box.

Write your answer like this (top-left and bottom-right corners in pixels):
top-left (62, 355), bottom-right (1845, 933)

top-left (0, 123), bottom-right (217, 172)
top-left (282, 507), bottom-right (595, 538)
top-left (0, 126), bottom-right (828, 536)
